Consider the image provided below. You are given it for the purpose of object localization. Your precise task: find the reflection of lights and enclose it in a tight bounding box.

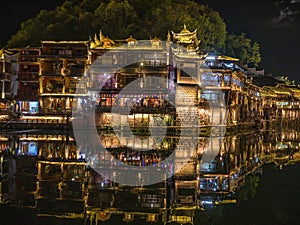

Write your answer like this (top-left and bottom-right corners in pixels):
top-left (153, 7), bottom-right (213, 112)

top-left (123, 213), bottom-right (134, 222)
top-left (20, 116), bottom-right (65, 120)
top-left (201, 200), bottom-right (214, 205)
top-left (38, 161), bottom-right (86, 166)
top-left (19, 136), bottom-right (74, 141)
top-left (41, 93), bottom-right (89, 96)
top-left (0, 115), bottom-right (9, 119)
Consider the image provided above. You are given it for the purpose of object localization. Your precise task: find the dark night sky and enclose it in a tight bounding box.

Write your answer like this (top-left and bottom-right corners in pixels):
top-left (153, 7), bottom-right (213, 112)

top-left (0, 0), bottom-right (299, 82)
top-left (205, 0), bottom-right (300, 83)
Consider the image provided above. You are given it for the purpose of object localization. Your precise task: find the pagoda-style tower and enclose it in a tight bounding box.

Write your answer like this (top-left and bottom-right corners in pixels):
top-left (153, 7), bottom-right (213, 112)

top-left (90, 30), bottom-right (115, 49)
top-left (171, 24), bottom-right (200, 51)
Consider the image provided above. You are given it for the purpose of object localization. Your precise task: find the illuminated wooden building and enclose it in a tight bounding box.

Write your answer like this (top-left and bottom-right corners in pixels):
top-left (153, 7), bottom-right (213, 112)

top-left (242, 80), bottom-right (262, 122)
top-left (268, 83), bottom-right (300, 123)
top-left (171, 24), bottom-right (199, 51)
top-left (200, 53), bottom-right (247, 126)
top-left (252, 75), bottom-right (300, 125)
top-left (260, 86), bottom-right (278, 121)
top-left (170, 25), bottom-right (248, 127)
top-left (14, 47), bottom-right (40, 114)
top-left (38, 41), bottom-right (89, 115)
top-left (170, 25), bottom-right (203, 127)
top-left (260, 85), bottom-right (292, 123)
top-left (281, 85), bottom-right (300, 122)
top-left (88, 30), bottom-right (173, 128)
top-left (2, 26), bottom-right (300, 130)
top-left (0, 49), bottom-right (17, 111)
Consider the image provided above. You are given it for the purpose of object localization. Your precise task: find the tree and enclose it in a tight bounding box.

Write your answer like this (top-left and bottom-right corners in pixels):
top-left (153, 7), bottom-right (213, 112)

top-left (5, 0), bottom-right (260, 67)
top-left (223, 33), bottom-right (262, 67)
top-left (150, 0), bottom-right (227, 50)
top-left (6, 0), bottom-right (226, 49)
top-left (93, 0), bottom-right (138, 39)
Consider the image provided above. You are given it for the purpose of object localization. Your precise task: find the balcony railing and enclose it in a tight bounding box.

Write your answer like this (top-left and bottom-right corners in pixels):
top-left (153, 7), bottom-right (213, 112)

top-left (39, 54), bottom-right (88, 59)
top-left (0, 73), bottom-right (11, 80)
top-left (95, 105), bottom-right (176, 114)
top-left (18, 72), bottom-right (39, 81)
top-left (18, 55), bottom-right (39, 62)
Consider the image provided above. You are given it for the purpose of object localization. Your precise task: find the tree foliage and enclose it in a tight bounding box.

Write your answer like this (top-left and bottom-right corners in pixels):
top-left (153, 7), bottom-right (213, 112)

top-left (6, 0), bottom-right (225, 47)
top-left (6, 0), bottom-right (261, 66)
top-left (223, 33), bottom-right (262, 67)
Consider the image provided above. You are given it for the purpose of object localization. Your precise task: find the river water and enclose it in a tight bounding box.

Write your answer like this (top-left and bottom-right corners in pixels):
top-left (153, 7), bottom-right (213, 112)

top-left (0, 127), bottom-right (300, 225)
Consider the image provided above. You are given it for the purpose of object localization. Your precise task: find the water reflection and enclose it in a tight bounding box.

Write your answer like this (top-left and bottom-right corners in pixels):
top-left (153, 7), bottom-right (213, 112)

top-left (0, 129), bottom-right (300, 224)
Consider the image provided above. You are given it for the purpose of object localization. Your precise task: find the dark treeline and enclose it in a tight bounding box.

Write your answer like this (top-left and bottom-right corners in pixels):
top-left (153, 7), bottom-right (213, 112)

top-left (5, 0), bottom-right (261, 67)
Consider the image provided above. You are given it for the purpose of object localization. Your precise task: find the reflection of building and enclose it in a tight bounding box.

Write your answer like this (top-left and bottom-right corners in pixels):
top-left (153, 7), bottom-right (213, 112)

top-left (14, 155), bottom-right (37, 206)
top-left (199, 133), bottom-right (263, 207)
top-left (0, 151), bottom-right (16, 204)
top-left (36, 160), bottom-right (87, 215)
top-left (85, 167), bottom-right (169, 224)
top-left (0, 134), bottom-right (37, 206)
top-left (26, 131), bottom-right (88, 218)
top-left (0, 129), bottom-right (300, 223)
top-left (1, 131), bottom-right (88, 213)
top-left (83, 131), bottom-right (171, 224)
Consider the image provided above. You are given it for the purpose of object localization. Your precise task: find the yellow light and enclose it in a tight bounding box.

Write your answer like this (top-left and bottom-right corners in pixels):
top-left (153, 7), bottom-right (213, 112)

top-left (20, 116), bottom-right (65, 120)
top-left (0, 137), bottom-right (8, 141)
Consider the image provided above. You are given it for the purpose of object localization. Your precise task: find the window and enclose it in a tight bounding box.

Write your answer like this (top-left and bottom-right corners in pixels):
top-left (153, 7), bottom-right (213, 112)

top-left (180, 67), bottom-right (197, 78)
top-left (201, 73), bottom-right (221, 86)
top-left (224, 75), bottom-right (230, 86)
top-left (101, 55), bottom-right (113, 65)
top-left (58, 49), bottom-right (72, 57)
top-left (201, 92), bottom-right (219, 101)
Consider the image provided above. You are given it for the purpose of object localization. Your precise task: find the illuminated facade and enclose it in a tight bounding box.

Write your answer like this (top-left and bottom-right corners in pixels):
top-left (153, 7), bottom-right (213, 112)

top-left (14, 47), bottom-right (40, 114)
top-left (0, 49), bottom-right (17, 111)
top-left (0, 26), bottom-right (299, 130)
top-left (88, 31), bottom-right (173, 129)
top-left (38, 41), bottom-right (89, 114)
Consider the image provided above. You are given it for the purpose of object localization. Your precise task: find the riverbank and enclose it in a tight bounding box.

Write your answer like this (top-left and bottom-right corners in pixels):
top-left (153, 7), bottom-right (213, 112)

top-left (1, 112), bottom-right (299, 137)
